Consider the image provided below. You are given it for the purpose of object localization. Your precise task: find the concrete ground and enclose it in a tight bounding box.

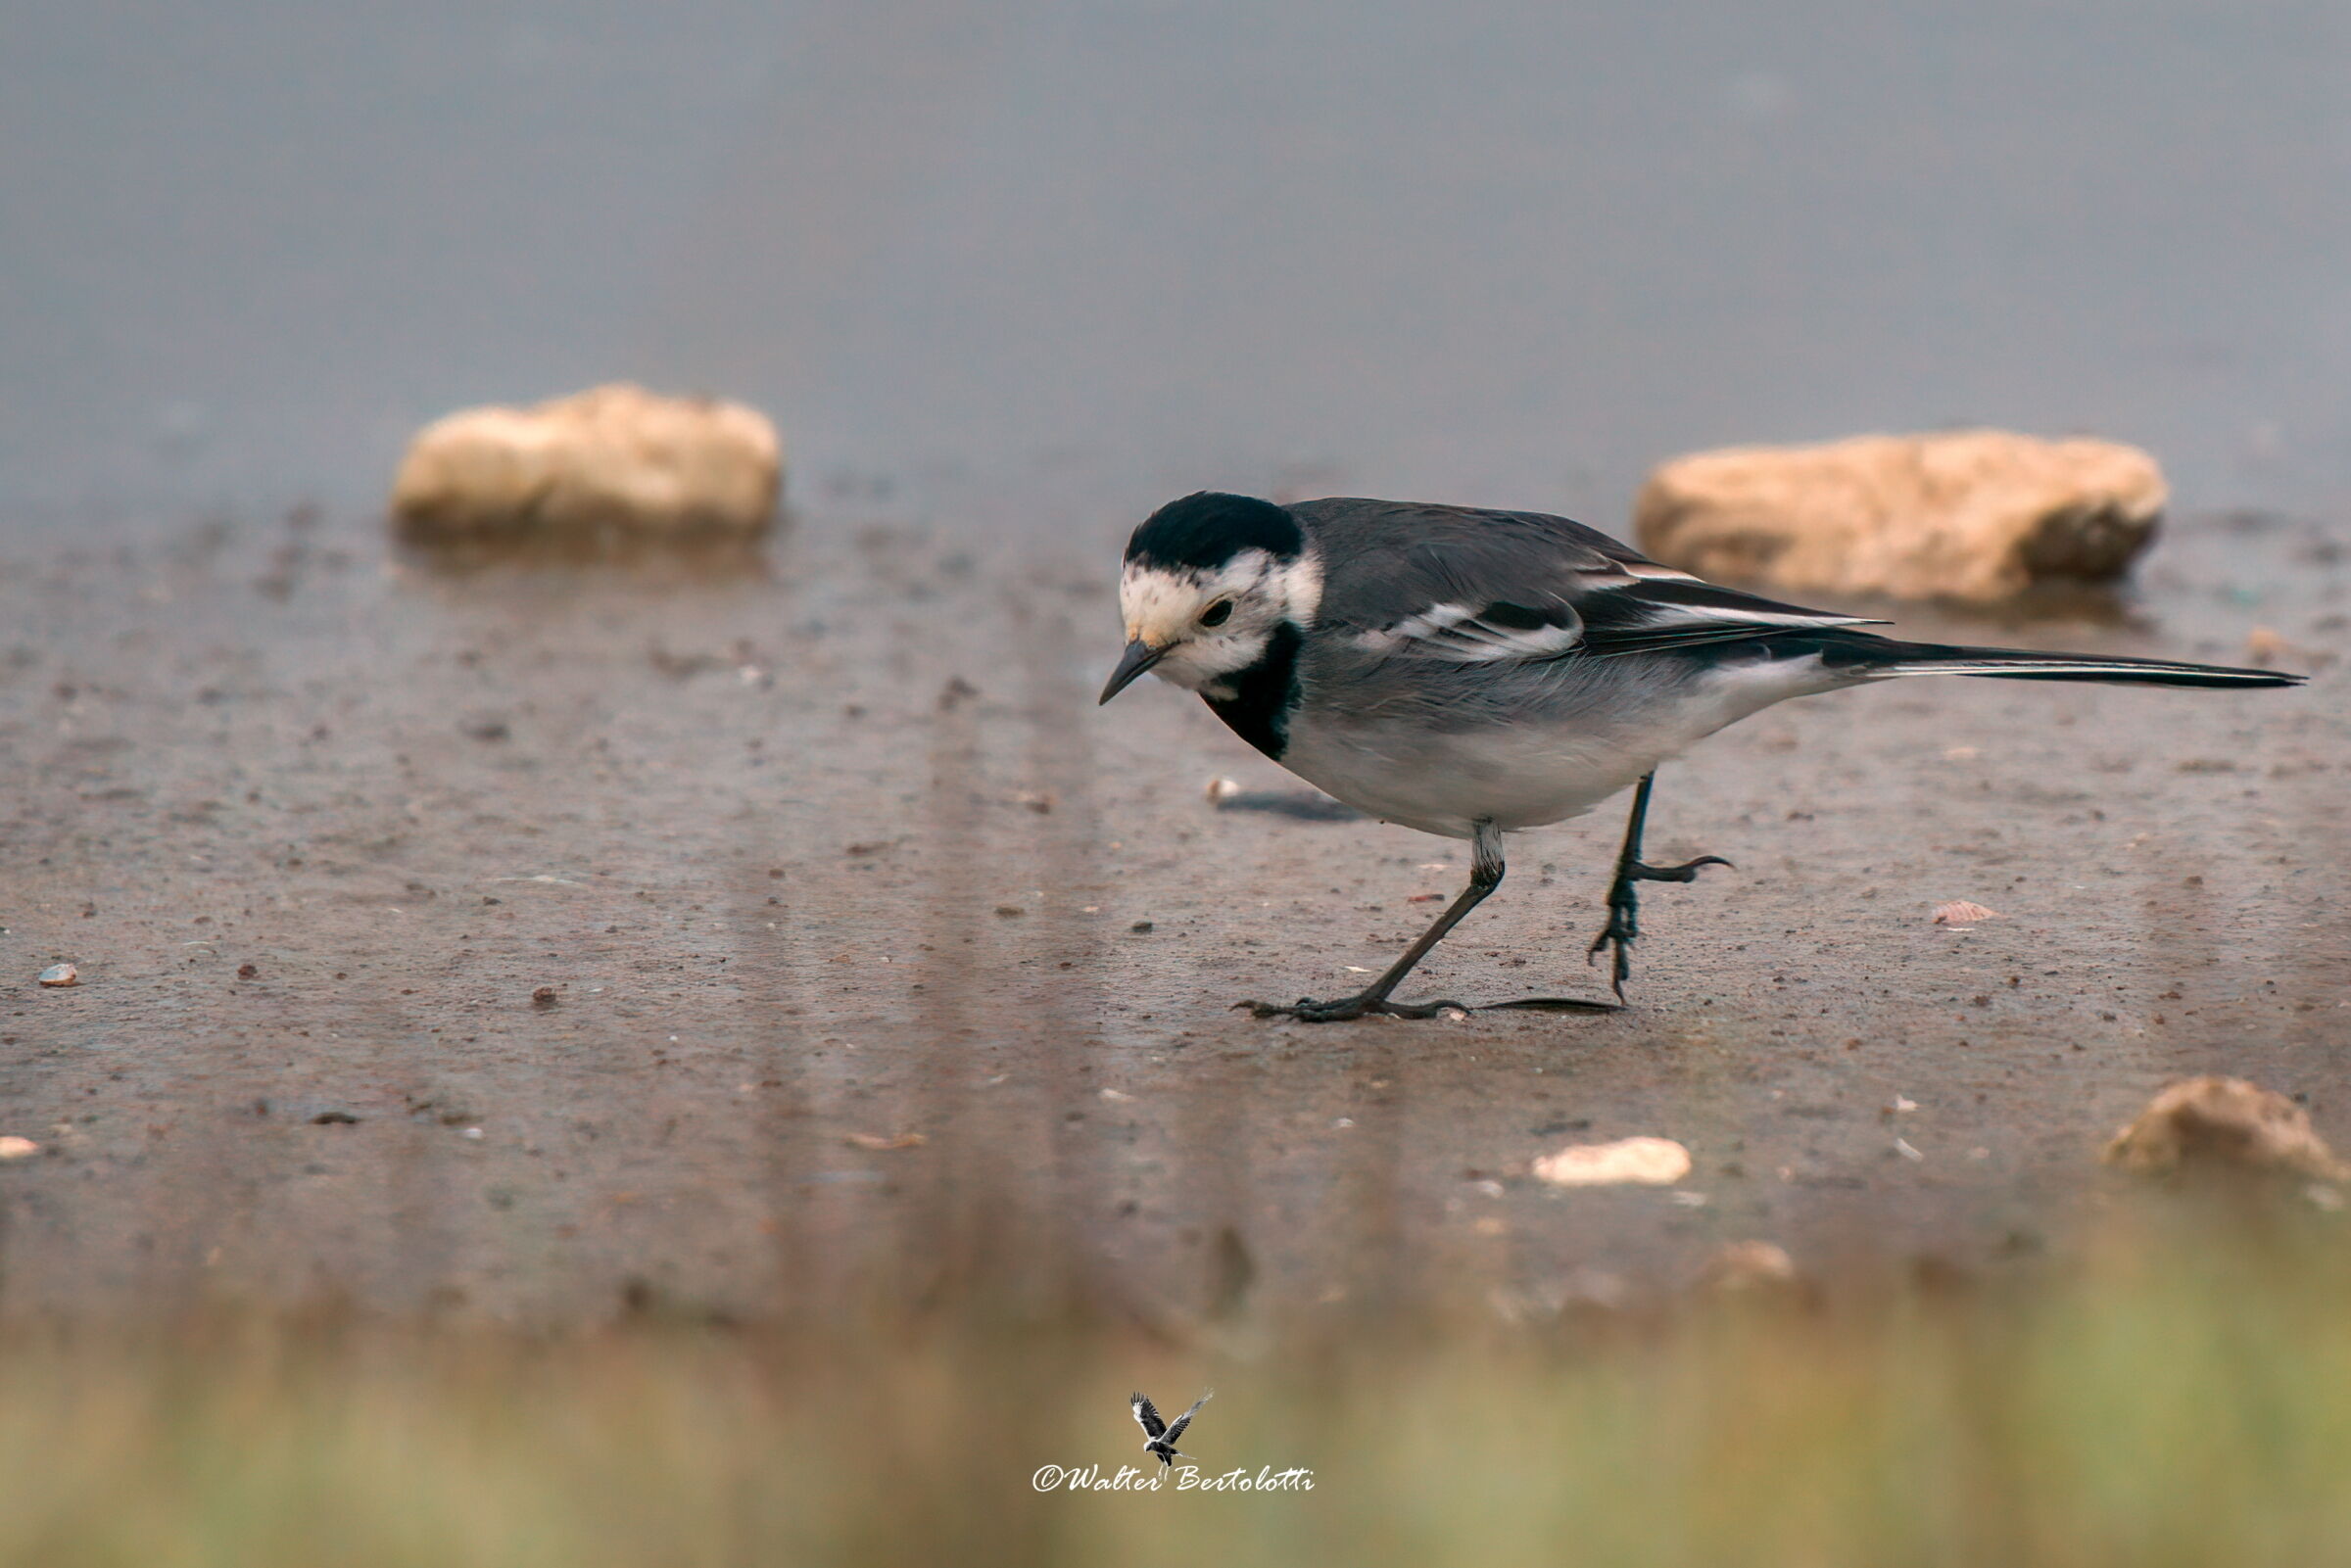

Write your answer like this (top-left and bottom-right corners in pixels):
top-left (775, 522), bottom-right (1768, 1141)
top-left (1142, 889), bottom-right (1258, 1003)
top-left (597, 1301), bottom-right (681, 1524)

top-left (0, 504), bottom-right (2342, 1323)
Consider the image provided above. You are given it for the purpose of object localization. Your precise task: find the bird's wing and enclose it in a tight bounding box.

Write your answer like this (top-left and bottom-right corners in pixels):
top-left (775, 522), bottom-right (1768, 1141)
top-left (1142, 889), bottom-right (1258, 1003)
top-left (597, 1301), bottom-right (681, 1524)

top-left (1290, 498), bottom-right (1878, 664)
top-left (1130, 1393), bottom-right (1167, 1439)
top-left (1164, 1389), bottom-right (1214, 1445)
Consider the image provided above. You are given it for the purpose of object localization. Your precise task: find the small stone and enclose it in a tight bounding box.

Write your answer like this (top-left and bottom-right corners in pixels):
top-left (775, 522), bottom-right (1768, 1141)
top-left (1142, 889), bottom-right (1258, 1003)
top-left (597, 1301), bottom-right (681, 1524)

top-left (842, 1131), bottom-right (925, 1152)
top-left (37, 964), bottom-right (76, 987)
top-left (993, 905), bottom-right (1025, 919)
top-left (1204, 777), bottom-right (1242, 805)
top-left (391, 383), bottom-right (782, 544)
top-left (2104, 1075), bottom-right (2349, 1182)
top-left (0, 1136), bottom-right (38, 1160)
top-left (531, 985), bottom-right (559, 1008)
top-left (1635, 430), bottom-right (2165, 602)
top-left (1700, 1240), bottom-right (1802, 1295)
top-left (1129, 920), bottom-right (1155, 933)
top-left (310, 1111), bottom-right (360, 1125)
top-left (1933, 901), bottom-right (2001, 926)
top-left (1533, 1135), bottom-right (1692, 1187)
top-left (237, 963), bottom-right (259, 980)
top-left (1702, 1241), bottom-right (1787, 1288)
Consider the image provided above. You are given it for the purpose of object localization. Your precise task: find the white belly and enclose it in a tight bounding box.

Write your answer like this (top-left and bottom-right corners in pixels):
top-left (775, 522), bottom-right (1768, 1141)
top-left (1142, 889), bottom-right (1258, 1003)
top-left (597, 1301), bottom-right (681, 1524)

top-left (1277, 715), bottom-right (1655, 837)
top-left (1275, 656), bottom-right (1834, 839)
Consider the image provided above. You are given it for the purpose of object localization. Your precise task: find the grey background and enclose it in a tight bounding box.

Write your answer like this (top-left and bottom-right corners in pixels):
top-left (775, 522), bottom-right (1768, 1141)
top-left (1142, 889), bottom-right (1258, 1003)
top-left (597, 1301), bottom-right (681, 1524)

top-left (5, 0), bottom-right (2348, 525)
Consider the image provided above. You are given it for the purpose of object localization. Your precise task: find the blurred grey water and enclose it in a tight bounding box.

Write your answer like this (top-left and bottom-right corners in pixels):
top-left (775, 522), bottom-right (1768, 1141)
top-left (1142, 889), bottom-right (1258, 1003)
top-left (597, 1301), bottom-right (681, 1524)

top-left (4, 0), bottom-right (2348, 527)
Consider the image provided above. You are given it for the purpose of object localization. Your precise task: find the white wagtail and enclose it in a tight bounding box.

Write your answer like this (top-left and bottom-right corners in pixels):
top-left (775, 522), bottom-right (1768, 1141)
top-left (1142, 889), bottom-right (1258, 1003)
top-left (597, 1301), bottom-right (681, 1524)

top-left (1097, 492), bottom-right (2305, 1022)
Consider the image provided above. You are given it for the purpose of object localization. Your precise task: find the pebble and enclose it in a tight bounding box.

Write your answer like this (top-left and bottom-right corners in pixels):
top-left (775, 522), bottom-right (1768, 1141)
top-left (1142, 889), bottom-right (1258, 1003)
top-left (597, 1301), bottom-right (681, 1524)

top-left (1533, 1135), bottom-right (1692, 1187)
top-left (0, 1136), bottom-right (37, 1160)
top-left (842, 1131), bottom-right (925, 1151)
top-left (1636, 430), bottom-right (2164, 601)
top-left (37, 964), bottom-right (77, 987)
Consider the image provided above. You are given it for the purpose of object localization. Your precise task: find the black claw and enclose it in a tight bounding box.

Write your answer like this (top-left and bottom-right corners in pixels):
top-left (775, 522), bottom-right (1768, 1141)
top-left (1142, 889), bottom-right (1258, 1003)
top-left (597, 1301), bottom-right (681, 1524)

top-left (1238, 994), bottom-right (1463, 1022)
top-left (1586, 856), bottom-right (1729, 1000)
top-left (1626, 854), bottom-right (1733, 884)
top-left (1239, 991), bottom-right (1617, 1022)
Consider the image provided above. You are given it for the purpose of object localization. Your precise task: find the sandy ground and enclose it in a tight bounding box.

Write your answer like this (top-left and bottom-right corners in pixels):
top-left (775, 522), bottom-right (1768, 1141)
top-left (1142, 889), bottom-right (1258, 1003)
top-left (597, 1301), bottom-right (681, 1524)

top-left (0, 505), bottom-right (2343, 1323)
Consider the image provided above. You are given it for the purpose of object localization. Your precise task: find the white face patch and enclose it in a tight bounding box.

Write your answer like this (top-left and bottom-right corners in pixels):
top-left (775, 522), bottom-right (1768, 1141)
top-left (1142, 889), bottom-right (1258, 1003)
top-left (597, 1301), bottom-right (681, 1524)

top-left (1118, 547), bottom-right (1317, 695)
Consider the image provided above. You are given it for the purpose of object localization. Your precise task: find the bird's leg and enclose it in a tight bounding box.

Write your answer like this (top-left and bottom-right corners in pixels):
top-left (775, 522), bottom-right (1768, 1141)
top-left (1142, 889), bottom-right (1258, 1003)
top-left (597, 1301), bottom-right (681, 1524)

top-left (1241, 821), bottom-right (1509, 1022)
top-left (1585, 771), bottom-right (1731, 999)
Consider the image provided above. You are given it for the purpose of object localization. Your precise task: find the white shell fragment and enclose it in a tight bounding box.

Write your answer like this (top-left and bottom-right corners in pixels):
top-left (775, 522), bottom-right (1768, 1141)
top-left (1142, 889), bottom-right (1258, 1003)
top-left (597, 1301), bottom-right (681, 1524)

top-left (1932, 901), bottom-right (2001, 926)
top-left (1533, 1135), bottom-right (1692, 1187)
top-left (0, 1137), bottom-right (38, 1160)
top-left (37, 964), bottom-right (77, 987)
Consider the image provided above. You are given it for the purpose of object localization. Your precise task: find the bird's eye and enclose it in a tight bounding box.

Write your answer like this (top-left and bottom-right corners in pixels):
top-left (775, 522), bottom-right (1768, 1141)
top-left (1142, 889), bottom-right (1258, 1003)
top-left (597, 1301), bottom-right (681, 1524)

top-left (1199, 600), bottom-right (1233, 627)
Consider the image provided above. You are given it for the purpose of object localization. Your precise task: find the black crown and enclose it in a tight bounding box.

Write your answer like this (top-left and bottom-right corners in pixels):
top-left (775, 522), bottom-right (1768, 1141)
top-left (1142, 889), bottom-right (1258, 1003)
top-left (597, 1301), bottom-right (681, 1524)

top-left (1125, 493), bottom-right (1303, 570)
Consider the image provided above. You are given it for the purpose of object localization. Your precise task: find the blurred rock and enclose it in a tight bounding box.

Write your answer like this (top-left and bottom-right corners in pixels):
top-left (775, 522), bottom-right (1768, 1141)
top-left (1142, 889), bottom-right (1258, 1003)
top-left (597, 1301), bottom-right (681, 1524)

top-left (1634, 430), bottom-right (2164, 602)
top-left (391, 384), bottom-right (782, 544)
top-left (1698, 1240), bottom-right (1812, 1305)
top-left (1532, 1135), bottom-right (1691, 1186)
top-left (2103, 1076), bottom-right (2349, 1182)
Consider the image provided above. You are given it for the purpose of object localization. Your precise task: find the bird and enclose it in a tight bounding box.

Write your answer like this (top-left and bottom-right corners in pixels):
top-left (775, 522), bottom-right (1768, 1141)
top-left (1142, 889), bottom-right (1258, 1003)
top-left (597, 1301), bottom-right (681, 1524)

top-left (1130, 1388), bottom-right (1213, 1472)
top-left (1096, 491), bottom-right (2305, 1022)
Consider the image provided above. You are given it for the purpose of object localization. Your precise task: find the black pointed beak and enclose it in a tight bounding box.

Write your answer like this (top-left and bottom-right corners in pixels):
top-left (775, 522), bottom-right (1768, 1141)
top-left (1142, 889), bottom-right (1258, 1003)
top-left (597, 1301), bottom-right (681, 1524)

top-left (1098, 639), bottom-right (1169, 704)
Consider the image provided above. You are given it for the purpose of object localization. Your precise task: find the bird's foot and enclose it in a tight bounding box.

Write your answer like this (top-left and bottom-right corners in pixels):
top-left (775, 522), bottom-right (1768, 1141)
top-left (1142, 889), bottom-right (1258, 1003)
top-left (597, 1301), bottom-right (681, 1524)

top-left (1237, 992), bottom-right (1469, 1022)
top-left (1624, 854), bottom-right (1733, 886)
top-left (1585, 856), bottom-right (1731, 999)
top-left (1239, 992), bottom-right (1616, 1022)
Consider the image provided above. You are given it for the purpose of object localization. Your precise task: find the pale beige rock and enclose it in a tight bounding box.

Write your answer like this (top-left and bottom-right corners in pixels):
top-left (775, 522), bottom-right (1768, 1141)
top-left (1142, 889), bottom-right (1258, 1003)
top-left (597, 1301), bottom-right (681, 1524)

top-left (1634, 430), bottom-right (2165, 601)
top-left (2102, 1076), bottom-right (2349, 1182)
top-left (1532, 1135), bottom-right (1691, 1187)
top-left (0, 1136), bottom-right (37, 1160)
top-left (1699, 1240), bottom-right (1805, 1297)
top-left (391, 384), bottom-right (782, 542)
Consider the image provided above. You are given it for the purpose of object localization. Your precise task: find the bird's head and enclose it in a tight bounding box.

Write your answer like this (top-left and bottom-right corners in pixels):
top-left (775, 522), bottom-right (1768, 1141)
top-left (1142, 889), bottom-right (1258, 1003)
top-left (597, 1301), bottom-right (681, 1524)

top-left (1100, 493), bottom-right (1321, 704)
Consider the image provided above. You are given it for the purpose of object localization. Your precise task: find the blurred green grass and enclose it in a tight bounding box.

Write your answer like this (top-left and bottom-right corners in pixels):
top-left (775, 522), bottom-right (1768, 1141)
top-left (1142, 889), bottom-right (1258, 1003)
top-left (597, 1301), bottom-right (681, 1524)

top-left (4, 1207), bottom-right (2348, 1567)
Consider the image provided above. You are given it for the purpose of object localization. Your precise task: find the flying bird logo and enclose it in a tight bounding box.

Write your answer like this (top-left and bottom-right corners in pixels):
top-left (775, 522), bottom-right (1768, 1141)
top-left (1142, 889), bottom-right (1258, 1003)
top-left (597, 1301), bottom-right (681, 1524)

top-left (1129, 1388), bottom-right (1213, 1473)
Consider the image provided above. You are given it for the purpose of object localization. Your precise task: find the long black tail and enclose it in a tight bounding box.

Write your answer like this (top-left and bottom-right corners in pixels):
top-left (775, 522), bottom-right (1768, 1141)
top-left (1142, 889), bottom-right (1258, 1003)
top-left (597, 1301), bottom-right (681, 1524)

top-left (1785, 629), bottom-right (2305, 689)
